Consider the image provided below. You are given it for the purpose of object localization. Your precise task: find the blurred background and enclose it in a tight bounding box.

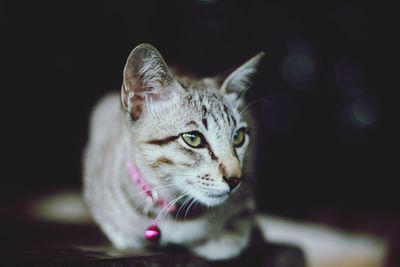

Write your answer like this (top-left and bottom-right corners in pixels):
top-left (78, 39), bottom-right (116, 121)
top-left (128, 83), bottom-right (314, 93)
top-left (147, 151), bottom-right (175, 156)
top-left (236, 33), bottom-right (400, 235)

top-left (1, 0), bottom-right (397, 254)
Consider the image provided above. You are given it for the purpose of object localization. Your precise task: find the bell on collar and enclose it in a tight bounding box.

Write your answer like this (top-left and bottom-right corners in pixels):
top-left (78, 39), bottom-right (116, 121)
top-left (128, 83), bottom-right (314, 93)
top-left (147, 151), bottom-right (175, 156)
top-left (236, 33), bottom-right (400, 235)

top-left (145, 220), bottom-right (161, 242)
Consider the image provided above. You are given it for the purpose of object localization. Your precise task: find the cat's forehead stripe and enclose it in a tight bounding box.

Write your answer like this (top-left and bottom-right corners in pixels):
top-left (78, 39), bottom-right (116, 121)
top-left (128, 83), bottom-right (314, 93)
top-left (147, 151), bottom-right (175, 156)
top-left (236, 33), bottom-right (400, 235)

top-left (202, 118), bottom-right (208, 130)
top-left (185, 89), bottom-right (243, 137)
top-left (202, 106), bottom-right (207, 116)
top-left (223, 104), bottom-right (228, 113)
top-left (187, 121), bottom-right (198, 127)
top-left (231, 115), bottom-right (237, 127)
top-left (210, 112), bottom-right (221, 131)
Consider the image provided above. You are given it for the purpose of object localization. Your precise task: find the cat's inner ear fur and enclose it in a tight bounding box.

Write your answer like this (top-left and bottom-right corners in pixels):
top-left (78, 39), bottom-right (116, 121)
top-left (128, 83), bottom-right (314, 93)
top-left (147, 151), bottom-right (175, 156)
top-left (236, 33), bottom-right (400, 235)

top-left (121, 43), bottom-right (178, 120)
top-left (220, 52), bottom-right (265, 98)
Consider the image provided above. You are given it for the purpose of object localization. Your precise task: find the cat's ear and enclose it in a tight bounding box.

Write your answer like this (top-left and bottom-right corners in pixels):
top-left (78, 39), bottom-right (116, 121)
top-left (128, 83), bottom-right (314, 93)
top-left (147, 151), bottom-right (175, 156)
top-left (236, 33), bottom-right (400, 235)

top-left (220, 52), bottom-right (265, 98)
top-left (121, 43), bottom-right (180, 120)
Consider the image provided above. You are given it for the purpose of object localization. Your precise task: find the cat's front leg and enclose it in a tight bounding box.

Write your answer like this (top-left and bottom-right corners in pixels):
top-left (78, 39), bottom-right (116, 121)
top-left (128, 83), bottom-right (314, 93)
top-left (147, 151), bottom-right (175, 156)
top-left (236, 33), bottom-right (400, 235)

top-left (99, 220), bottom-right (146, 250)
top-left (190, 217), bottom-right (253, 260)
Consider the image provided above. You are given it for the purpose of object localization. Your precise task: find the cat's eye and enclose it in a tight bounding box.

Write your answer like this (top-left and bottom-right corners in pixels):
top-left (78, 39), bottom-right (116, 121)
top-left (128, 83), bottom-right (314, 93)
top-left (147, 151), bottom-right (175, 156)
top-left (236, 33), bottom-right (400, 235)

top-left (181, 131), bottom-right (205, 148)
top-left (233, 128), bottom-right (246, 147)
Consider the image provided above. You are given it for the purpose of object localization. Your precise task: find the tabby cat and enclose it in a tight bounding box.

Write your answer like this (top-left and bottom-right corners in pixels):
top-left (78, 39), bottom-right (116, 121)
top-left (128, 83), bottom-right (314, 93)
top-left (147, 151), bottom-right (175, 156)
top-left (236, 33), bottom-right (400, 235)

top-left (83, 43), bottom-right (387, 265)
top-left (83, 43), bottom-right (263, 259)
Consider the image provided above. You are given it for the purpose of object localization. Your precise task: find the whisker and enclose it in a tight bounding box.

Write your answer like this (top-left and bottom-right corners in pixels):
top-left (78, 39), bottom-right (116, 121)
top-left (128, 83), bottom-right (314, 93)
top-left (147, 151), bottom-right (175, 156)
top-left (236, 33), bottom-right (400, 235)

top-left (155, 191), bottom-right (190, 221)
top-left (239, 98), bottom-right (272, 118)
top-left (159, 193), bottom-right (188, 221)
top-left (133, 197), bottom-right (151, 211)
top-left (126, 183), bottom-right (178, 201)
top-left (239, 101), bottom-right (257, 117)
top-left (175, 195), bottom-right (193, 220)
top-left (239, 108), bottom-right (259, 119)
top-left (184, 197), bottom-right (197, 220)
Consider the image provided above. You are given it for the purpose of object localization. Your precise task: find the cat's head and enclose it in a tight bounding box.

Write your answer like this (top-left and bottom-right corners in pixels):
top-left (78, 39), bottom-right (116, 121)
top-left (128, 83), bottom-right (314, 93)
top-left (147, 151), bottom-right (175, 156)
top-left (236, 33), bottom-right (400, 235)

top-left (121, 44), bottom-right (264, 207)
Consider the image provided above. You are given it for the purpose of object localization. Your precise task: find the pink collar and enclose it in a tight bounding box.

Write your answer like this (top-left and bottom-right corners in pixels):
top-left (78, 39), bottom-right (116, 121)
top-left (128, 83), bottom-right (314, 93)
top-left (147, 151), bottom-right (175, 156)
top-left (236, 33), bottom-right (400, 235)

top-left (126, 159), bottom-right (176, 212)
top-left (127, 158), bottom-right (209, 242)
top-left (127, 159), bottom-right (179, 243)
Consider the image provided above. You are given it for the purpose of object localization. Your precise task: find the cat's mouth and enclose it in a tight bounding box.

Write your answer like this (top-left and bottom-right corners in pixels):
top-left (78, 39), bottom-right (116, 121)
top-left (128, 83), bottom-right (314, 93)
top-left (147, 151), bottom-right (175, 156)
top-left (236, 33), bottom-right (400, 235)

top-left (206, 192), bottom-right (228, 198)
top-left (193, 190), bottom-right (230, 207)
top-left (183, 180), bottom-right (230, 206)
top-left (173, 192), bottom-right (228, 219)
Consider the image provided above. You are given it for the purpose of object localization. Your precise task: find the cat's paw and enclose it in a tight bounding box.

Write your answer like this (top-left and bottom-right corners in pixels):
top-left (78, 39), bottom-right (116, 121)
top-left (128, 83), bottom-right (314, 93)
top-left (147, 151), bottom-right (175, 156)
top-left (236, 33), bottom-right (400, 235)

top-left (101, 224), bottom-right (144, 250)
top-left (191, 234), bottom-right (249, 260)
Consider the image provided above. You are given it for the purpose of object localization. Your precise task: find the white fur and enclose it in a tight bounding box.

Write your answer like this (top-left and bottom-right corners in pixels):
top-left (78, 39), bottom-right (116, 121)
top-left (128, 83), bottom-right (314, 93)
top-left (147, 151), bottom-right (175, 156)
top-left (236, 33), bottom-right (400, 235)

top-left (256, 215), bottom-right (387, 267)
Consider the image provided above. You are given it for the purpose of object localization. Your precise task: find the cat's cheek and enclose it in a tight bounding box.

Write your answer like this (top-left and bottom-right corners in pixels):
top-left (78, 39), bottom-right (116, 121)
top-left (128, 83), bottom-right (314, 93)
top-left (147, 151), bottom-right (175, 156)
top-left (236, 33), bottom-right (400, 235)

top-left (171, 177), bottom-right (195, 195)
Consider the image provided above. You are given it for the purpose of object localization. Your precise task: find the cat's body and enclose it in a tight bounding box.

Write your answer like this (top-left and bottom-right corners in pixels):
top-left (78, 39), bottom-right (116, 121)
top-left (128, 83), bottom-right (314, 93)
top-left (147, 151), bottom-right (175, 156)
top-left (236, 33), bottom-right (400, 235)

top-left (83, 43), bottom-right (388, 265)
top-left (84, 44), bottom-right (261, 259)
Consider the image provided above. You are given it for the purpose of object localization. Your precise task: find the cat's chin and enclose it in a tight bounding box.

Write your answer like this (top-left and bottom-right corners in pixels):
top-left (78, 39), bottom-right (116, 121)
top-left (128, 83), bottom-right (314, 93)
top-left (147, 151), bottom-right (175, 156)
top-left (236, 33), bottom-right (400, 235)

top-left (192, 191), bottom-right (230, 207)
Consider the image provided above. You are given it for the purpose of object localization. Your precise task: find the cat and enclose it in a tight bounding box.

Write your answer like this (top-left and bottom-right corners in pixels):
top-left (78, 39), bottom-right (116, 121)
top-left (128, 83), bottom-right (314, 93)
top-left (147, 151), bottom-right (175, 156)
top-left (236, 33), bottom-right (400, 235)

top-left (82, 43), bottom-right (388, 265)
top-left (83, 43), bottom-right (262, 260)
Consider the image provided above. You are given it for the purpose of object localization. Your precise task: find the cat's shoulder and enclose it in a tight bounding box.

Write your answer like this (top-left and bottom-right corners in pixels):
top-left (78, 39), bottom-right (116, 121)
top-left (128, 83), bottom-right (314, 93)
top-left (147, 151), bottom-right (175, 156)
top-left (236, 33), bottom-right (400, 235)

top-left (87, 92), bottom-right (123, 143)
top-left (93, 92), bottom-right (120, 113)
top-left (90, 92), bottom-right (121, 123)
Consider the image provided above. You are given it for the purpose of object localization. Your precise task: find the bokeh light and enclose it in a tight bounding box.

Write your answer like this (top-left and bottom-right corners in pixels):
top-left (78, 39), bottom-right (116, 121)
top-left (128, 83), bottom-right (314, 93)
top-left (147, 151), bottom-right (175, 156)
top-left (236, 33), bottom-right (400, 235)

top-left (351, 96), bottom-right (379, 127)
top-left (340, 96), bottom-right (379, 130)
top-left (282, 40), bottom-right (317, 90)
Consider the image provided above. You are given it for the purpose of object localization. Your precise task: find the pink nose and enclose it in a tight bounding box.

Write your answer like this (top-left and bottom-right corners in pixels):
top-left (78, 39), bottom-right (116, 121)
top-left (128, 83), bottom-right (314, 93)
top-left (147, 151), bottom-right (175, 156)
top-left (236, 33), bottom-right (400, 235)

top-left (223, 176), bottom-right (241, 191)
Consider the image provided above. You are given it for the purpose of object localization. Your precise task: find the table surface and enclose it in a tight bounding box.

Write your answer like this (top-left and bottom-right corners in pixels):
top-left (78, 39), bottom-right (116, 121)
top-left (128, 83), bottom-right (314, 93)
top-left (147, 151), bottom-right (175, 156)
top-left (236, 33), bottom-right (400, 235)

top-left (2, 212), bottom-right (305, 267)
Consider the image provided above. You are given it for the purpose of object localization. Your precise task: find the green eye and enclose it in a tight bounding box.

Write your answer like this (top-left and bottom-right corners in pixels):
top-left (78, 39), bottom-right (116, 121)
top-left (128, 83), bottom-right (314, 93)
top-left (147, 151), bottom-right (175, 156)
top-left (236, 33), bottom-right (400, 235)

top-left (233, 128), bottom-right (246, 147)
top-left (182, 131), bottom-right (204, 148)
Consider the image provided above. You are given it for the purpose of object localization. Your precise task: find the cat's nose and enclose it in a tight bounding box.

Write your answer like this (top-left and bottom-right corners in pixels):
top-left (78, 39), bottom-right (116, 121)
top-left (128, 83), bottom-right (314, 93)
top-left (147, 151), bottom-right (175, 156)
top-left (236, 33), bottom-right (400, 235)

top-left (223, 176), bottom-right (241, 191)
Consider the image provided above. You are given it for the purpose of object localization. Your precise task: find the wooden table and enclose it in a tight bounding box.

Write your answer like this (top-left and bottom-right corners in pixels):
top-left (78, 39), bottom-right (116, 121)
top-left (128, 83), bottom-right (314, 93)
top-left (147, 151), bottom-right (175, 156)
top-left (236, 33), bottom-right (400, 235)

top-left (1, 200), bottom-right (305, 267)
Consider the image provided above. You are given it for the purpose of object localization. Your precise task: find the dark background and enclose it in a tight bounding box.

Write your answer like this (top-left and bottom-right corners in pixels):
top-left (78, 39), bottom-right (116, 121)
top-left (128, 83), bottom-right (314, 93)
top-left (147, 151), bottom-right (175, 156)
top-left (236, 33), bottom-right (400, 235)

top-left (1, 1), bottom-right (397, 233)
